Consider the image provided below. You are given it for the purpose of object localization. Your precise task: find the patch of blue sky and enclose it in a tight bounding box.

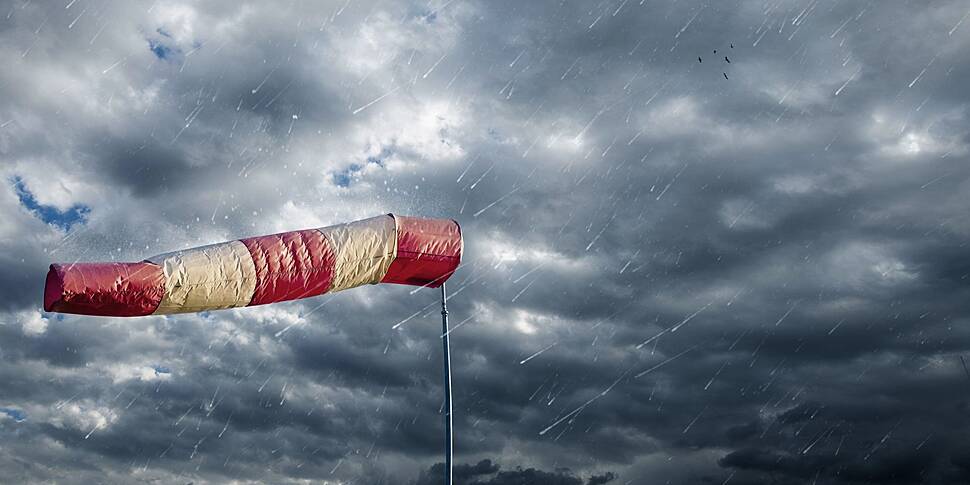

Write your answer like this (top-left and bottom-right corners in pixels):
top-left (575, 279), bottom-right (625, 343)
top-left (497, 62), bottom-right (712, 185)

top-left (12, 176), bottom-right (89, 231)
top-left (333, 147), bottom-right (394, 187)
top-left (149, 39), bottom-right (175, 59)
top-left (148, 29), bottom-right (185, 60)
top-left (1, 408), bottom-right (26, 423)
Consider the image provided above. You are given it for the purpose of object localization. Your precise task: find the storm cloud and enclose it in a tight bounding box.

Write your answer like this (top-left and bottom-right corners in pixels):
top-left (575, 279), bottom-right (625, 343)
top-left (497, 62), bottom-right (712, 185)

top-left (1, 0), bottom-right (970, 483)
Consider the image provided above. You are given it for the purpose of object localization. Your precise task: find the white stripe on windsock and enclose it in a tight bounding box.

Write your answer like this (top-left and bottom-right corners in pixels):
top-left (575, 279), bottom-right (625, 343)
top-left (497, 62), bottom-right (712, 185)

top-left (318, 215), bottom-right (397, 293)
top-left (149, 240), bottom-right (258, 315)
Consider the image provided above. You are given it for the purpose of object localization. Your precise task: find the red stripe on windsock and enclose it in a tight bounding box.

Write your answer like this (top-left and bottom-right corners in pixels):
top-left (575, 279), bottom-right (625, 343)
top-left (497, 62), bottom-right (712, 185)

top-left (43, 262), bottom-right (165, 316)
top-left (381, 215), bottom-right (462, 288)
top-left (241, 229), bottom-right (337, 306)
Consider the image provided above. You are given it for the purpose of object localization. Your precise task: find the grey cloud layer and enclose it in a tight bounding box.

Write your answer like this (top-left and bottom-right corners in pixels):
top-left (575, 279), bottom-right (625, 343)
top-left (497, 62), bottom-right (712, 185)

top-left (1, 0), bottom-right (969, 484)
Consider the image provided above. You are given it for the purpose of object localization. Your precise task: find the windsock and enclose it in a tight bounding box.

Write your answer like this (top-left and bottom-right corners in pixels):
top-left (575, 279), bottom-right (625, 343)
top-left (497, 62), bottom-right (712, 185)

top-left (44, 214), bottom-right (462, 317)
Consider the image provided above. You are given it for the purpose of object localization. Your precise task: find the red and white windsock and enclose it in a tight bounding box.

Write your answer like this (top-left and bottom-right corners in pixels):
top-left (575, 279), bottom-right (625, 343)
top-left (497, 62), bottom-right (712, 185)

top-left (44, 214), bottom-right (462, 317)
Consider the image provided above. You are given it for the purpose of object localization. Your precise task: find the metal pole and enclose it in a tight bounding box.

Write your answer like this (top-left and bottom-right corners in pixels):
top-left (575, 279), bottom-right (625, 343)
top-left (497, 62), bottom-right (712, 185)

top-left (440, 283), bottom-right (453, 485)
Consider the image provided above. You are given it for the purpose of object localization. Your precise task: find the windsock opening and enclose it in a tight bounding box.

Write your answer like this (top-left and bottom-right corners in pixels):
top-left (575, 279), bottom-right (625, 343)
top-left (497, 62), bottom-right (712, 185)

top-left (44, 262), bottom-right (166, 316)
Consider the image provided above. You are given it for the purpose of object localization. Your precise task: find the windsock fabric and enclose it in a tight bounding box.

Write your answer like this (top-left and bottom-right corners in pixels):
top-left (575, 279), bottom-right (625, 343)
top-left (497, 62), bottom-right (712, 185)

top-left (44, 214), bottom-right (462, 317)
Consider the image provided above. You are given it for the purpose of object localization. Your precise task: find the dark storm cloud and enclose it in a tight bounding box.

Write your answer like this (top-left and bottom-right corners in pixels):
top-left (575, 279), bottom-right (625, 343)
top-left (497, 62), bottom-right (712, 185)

top-left (414, 459), bottom-right (616, 485)
top-left (1, 0), bottom-right (970, 483)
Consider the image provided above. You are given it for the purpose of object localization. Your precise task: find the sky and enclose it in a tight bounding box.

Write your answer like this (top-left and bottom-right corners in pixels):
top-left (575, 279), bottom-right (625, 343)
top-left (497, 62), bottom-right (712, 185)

top-left (1, 0), bottom-right (970, 483)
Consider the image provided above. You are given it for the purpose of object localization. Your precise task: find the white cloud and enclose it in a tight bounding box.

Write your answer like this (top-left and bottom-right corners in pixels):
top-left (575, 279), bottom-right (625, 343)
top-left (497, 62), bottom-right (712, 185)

top-left (150, 3), bottom-right (200, 43)
top-left (19, 310), bottom-right (48, 336)
top-left (825, 242), bottom-right (918, 288)
top-left (102, 363), bottom-right (174, 384)
top-left (48, 400), bottom-right (118, 436)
